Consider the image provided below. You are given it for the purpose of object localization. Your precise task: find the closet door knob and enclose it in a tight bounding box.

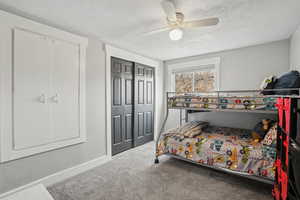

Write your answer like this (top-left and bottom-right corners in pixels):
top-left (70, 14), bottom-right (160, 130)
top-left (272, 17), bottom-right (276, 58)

top-left (51, 94), bottom-right (59, 103)
top-left (38, 94), bottom-right (47, 104)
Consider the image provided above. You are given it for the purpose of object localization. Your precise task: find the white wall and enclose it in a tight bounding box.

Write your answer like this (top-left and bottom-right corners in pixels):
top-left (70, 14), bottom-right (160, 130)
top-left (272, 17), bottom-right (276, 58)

top-left (290, 25), bottom-right (300, 70)
top-left (0, 8), bottom-right (165, 194)
top-left (164, 40), bottom-right (290, 130)
top-left (0, 37), bottom-right (107, 194)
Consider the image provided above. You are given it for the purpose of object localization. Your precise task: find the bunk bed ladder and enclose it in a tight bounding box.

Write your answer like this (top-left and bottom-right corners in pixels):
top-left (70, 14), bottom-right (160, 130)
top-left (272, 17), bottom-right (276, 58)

top-left (273, 97), bottom-right (299, 200)
top-left (155, 93), bottom-right (170, 164)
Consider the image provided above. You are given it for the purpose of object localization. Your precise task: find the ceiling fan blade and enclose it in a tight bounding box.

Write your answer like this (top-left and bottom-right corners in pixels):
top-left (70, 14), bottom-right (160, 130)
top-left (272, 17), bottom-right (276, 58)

top-left (183, 18), bottom-right (219, 28)
top-left (142, 27), bottom-right (170, 36)
top-left (161, 0), bottom-right (177, 21)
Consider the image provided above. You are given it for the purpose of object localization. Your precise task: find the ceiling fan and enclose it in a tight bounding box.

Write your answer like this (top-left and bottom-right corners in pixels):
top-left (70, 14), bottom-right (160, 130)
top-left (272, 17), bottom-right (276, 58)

top-left (145, 0), bottom-right (220, 41)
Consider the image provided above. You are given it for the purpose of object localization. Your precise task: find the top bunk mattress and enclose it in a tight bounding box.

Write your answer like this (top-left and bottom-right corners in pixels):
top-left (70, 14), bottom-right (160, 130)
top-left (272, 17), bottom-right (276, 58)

top-left (157, 121), bottom-right (276, 180)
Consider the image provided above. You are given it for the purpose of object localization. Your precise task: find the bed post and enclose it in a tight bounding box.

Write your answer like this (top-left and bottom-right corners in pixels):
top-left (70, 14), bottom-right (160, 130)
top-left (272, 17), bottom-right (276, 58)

top-left (185, 110), bottom-right (189, 123)
top-left (180, 109), bottom-right (183, 126)
top-left (155, 92), bottom-right (170, 164)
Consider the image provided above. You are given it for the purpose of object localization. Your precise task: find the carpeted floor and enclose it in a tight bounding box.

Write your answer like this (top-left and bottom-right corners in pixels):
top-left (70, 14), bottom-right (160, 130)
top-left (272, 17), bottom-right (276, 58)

top-left (48, 142), bottom-right (273, 200)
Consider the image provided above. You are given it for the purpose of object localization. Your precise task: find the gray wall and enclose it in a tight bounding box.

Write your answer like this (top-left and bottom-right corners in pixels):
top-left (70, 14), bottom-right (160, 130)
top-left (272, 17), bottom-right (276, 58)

top-left (290, 25), bottom-right (300, 70)
top-left (0, 38), bottom-right (107, 194)
top-left (154, 61), bottom-right (166, 140)
top-left (0, 7), bottom-right (291, 194)
top-left (164, 40), bottom-right (290, 130)
top-left (0, 8), bottom-right (165, 194)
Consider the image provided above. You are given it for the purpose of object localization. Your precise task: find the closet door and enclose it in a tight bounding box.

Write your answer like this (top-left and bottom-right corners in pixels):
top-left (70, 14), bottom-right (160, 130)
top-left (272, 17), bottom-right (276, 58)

top-left (13, 29), bottom-right (51, 149)
top-left (134, 64), bottom-right (154, 147)
top-left (50, 39), bottom-right (80, 141)
top-left (0, 11), bottom-right (88, 162)
top-left (111, 57), bottom-right (134, 155)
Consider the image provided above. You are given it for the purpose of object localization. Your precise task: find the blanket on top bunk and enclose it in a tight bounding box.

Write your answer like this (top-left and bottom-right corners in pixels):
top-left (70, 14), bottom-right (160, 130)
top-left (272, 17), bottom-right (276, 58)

top-left (157, 121), bottom-right (276, 180)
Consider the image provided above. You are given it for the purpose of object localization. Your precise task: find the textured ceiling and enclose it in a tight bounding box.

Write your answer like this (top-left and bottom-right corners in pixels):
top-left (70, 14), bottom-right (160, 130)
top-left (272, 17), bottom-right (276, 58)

top-left (0, 0), bottom-right (300, 60)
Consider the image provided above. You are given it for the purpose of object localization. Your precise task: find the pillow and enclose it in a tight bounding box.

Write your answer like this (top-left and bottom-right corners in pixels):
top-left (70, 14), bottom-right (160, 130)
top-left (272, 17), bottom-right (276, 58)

top-left (261, 123), bottom-right (277, 146)
top-left (163, 121), bottom-right (209, 138)
top-left (182, 121), bottom-right (209, 138)
top-left (183, 126), bottom-right (204, 138)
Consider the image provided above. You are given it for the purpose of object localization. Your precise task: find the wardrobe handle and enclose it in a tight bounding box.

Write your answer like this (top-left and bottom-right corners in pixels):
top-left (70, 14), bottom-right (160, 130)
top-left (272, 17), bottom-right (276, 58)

top-left (38, 94), bottom-right (47, 104)
top-left (51, 94), bottom-right (59, 103)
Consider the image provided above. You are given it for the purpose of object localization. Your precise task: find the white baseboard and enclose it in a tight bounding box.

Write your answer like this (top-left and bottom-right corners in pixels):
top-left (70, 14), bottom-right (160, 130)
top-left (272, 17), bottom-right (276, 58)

top-left (0, 155), bottom-right (111, 199)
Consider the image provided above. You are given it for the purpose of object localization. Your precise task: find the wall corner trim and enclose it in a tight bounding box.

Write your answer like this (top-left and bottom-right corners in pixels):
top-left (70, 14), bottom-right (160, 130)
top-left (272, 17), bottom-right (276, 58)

top-left (0, 155), bottom-right (111, 199)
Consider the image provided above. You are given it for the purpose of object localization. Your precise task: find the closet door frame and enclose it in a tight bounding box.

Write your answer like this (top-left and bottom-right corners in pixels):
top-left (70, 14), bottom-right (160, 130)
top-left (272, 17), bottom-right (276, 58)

top-left (105, 45), bottom-right (160, 158)
top-left (0, 10), bottom-right (88, 162)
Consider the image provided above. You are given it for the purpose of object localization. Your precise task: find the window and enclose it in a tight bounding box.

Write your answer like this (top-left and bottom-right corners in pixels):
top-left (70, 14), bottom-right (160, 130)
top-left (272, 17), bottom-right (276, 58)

top-left (168, 57), bottom-right (220, 93)
top-left (174, 67), bottom-right (217, 93)
top-left (175, 72), bottom-right (193, 93)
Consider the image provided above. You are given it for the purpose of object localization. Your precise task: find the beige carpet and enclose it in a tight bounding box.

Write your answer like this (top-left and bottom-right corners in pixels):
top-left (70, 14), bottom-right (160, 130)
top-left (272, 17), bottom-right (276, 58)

top-left (48, 142), bottom-right (273, 200)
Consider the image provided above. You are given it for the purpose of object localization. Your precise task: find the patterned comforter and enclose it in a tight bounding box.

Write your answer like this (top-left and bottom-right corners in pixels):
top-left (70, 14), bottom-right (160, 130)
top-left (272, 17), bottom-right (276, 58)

top-left (157, 122), bottom-right (276, 180)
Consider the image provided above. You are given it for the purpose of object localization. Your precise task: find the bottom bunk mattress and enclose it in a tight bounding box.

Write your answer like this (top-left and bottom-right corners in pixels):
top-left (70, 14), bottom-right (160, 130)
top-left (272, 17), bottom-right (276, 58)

top-left (157, 122), bottom-right (276, 180)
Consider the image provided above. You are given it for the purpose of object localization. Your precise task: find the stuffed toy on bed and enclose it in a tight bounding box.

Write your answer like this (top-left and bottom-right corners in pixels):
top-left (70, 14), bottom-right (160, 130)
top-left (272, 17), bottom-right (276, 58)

top-left (251, 119), bottom-right (275, 142)
top-left (261, 123), bottom-right (277, 147)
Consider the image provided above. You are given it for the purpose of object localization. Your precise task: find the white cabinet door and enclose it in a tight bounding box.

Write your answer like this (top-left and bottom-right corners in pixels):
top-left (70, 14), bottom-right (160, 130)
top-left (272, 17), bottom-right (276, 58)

top-left (50, 40), bottom-right (80, 141)
top-left (0, 10), bottom-right (87, 162)
top-left (13, 29), bottom-right (51, 150)
top-left (13, 31), bottom-right (81, 150)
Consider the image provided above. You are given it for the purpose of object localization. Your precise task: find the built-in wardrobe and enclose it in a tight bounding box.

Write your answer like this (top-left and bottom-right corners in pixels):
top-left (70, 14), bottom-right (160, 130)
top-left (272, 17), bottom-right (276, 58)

top-left (111, 57), bottom-right (155, 155)
top-left (0, 10), bottom-right (87, 162)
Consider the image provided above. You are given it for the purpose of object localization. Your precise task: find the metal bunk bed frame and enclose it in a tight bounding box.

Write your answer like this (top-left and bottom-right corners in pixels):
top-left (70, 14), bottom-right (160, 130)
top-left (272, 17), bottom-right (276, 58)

top-left (154, 88), bottom-right (300, 185)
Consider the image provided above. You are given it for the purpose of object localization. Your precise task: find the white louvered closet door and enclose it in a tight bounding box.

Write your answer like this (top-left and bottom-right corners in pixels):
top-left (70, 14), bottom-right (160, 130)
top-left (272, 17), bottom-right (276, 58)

top-left (13, 29), bottom-right (52, 150)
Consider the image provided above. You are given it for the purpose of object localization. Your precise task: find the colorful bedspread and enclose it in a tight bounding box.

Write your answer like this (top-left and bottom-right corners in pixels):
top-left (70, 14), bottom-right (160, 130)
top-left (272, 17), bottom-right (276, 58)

top-left (157, 122), bottom-right (276, 180)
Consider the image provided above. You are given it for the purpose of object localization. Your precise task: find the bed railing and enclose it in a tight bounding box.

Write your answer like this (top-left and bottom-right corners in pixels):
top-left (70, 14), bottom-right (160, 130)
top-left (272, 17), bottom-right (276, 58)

top-left (155, 88), bottom-right (300, 164)
top-left (167, 88), bottom-right (300, 113)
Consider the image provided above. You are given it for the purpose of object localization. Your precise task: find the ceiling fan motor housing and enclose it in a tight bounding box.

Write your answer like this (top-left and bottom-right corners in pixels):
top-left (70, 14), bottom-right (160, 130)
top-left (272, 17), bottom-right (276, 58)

top-left (168, 12), bottom-right (184, 25)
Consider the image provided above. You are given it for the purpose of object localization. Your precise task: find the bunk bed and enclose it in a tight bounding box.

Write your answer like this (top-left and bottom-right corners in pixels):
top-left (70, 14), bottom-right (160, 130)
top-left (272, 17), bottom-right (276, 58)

top-left (155, 89), bottom-right (300, 187)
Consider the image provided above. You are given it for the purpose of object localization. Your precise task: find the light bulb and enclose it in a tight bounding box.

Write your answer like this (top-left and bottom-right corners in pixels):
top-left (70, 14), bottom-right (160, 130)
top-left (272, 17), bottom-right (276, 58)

top-left (169, 28), bottom-right (183, 41)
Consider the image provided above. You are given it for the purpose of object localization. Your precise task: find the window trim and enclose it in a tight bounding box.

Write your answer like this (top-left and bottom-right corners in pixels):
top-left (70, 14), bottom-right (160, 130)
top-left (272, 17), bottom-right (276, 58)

top-left (167, 57), bottom-right (221, 92)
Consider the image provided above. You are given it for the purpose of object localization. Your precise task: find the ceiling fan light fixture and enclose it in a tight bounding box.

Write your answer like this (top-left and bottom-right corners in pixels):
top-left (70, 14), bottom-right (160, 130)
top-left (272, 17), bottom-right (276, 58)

top-left (169, 28), bottom-right (183, 41)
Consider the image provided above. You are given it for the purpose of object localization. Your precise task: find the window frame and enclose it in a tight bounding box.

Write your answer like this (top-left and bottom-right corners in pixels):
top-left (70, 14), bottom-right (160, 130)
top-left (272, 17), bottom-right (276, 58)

top-left (167, 57), bottom-right (221, 93)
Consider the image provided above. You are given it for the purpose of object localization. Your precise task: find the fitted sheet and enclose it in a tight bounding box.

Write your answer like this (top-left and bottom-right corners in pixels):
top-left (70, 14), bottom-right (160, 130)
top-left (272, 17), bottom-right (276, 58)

top-left (157, 123), bottom-right (276, 180)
